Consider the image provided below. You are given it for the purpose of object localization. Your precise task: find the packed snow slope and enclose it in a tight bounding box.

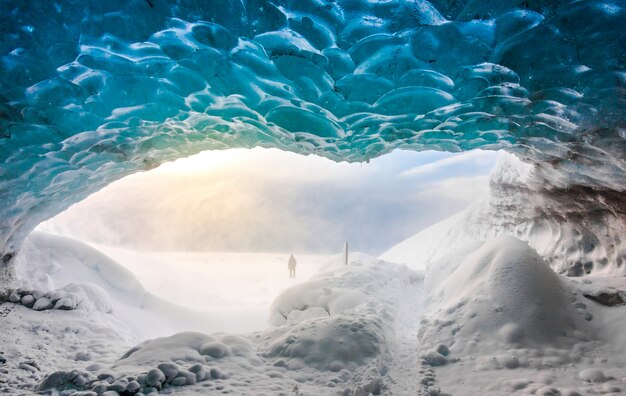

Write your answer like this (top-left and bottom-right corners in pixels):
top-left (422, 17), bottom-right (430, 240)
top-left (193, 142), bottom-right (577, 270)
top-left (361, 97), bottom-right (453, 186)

top-left (1, 0), bottom-right (625, 266)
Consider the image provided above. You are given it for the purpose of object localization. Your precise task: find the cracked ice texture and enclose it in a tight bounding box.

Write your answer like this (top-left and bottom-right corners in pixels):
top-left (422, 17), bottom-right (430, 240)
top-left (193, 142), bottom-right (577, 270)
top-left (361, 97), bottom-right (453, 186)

top-left (0, 0), bottom-right (625, 256)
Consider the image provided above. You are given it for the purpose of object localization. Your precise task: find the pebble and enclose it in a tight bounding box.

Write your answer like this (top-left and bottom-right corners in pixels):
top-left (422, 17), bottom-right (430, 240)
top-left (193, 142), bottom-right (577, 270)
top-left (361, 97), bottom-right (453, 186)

top-left (145, 368), bottom-right (165, 387)
top-left (33, 297), bottom-right (53, 311)
top-left (157, 362), bottom-right (180, 382)
top-left (8, 291), bottom-right (20, 303)
top-left (126, 380), bottom-right (141, 393)
top-left (21, 294), bottom-right (35, 307)
top-left (171, 376), bottom-right (187, 386)
top-left (108, 378), bottom-right (128, 393)
top-left (55, 297), bottom-right (77, 310)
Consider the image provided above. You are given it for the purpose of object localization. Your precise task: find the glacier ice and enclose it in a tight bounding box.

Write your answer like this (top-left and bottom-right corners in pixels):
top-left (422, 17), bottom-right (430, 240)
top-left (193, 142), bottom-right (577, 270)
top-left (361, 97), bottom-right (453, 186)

top-left (0, 0), bottom-right (625, 268)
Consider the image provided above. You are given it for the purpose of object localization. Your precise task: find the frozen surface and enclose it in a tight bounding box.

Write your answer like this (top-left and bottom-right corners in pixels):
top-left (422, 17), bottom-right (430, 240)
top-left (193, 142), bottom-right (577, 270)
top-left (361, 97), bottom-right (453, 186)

top-left (1, 0), bottom-right (625, 260)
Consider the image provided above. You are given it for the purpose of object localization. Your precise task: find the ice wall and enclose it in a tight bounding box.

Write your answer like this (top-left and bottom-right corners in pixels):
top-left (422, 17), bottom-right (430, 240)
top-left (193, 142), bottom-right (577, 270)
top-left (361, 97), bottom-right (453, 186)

top-left (0, 0), bottom-right (625, 274)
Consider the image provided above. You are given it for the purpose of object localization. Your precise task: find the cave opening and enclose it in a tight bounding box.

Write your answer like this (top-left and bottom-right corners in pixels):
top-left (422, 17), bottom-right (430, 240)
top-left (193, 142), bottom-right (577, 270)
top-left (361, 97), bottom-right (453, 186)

top-left (20, 147), bottom-right (498, 336)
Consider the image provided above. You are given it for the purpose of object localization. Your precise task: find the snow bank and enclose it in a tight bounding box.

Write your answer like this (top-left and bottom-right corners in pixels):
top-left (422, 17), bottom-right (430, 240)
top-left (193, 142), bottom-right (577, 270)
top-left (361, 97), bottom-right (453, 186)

top-left (414, 236), bottom-right (626, 396)
top-left (423, 236), bottom-right (587, 350)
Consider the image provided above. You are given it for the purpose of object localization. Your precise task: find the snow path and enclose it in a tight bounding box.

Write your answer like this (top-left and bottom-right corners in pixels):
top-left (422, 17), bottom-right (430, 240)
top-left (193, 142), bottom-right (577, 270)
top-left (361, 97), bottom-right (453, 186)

top-left (384, 273), bottom-right (425, 395)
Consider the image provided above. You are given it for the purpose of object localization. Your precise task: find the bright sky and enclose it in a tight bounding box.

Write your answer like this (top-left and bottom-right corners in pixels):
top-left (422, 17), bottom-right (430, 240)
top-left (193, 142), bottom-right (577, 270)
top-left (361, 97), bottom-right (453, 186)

top-left (40, 148), bottom-right (500, 255)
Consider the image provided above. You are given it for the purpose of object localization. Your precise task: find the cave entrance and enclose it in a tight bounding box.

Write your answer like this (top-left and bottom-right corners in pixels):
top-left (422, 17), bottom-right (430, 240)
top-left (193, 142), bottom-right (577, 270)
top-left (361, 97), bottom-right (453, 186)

top-left (21, 148), bottom-right (499, 337)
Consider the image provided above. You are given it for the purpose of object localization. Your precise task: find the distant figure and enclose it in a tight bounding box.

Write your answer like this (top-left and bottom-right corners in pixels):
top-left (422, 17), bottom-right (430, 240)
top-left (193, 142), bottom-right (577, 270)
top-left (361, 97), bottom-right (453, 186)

top-left (288, 254), bottom-right (297, 278)
top-left (343, 241), bottom-right (349, 266)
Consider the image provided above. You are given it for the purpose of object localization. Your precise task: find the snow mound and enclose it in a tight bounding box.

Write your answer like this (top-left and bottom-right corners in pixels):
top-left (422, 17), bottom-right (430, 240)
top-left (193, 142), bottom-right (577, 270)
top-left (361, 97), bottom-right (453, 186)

top-left (426, 236), bottom-right (586, 348)
top-left (265, 253), bottom-right (420, 371)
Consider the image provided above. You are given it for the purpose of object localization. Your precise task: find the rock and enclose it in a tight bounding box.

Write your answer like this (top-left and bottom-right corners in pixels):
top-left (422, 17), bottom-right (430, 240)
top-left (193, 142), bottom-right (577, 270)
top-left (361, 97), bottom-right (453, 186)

top-left (583, 292), bottom-right (625, 307)
top-left (91, 382), bottom-right (109, 394)
top-left (55, 297), bottom-right (78, 310)
top-left (126, 380), bottom-right (141, 393)
top-left (0, 355), bottom-right (6, 365)
top-left (33, 297), bottom-right (53, 311)
top-left (145, 369), bottom-right (165, 387)
top-left (71, 392), bottom-right (98, 396)
top-left (108, 378), bottom-right (128, 393)
top-left (157, 362), bottom-right (180, 382)
top-left (188, 363), bottom-right (208, 381)
top-left (102, 391), bottom-right (121, 396)
top-left (97, 371), bottom-right (114, 382)
top-left (8, 291), bottom-right (20, 303)
top-left (31, 290), bottom-right (44, 300)
top-left (70, 371), bottom-right (91, 388)
top-left (435, 344), bottom-right (449, 356)
top-left (39, 371), bottom-right (72, 391)
top-left (171, 376), bottom-right (187, 386)
top-left (422, 351), bottom-right (448, 367)
top-left (143, 386), bottom-right (158, 395)
top-left (21, 294), bottom-right (35, 307)
top-left (180, 370), bottom-right (196, 385)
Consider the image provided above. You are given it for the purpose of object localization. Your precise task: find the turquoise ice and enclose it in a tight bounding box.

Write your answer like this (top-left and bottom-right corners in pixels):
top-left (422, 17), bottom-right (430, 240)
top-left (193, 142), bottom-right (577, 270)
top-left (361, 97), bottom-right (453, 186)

top-left (0, 0), bottom-right (624, 257)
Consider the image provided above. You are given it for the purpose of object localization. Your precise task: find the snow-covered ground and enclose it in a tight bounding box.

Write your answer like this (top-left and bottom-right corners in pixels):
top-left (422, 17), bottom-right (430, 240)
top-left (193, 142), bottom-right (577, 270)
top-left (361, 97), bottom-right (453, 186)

top-left (2, 186), bottom-right (626, 395)
top-left (1, 231), bottom-right (424, 395)
top-left (91, 246), bottom-right (329, 333)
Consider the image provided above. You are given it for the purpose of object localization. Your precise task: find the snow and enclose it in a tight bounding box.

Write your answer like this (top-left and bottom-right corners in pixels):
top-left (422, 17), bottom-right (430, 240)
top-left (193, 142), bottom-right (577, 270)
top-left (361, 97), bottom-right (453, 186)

top-left (2, 193), bottom-right (626, 395)
top-left (384, 230), bottom-right (626, 395)
top-left (381, 153), bottom-right (626, 276)
top-left (1, 230), bottom-right (425, 395)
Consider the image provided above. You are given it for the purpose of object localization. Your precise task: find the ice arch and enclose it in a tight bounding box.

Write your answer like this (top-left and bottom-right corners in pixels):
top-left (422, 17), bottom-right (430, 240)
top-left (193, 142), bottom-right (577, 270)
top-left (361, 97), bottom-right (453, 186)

top-left (0, 0), bottom-right (625, 283)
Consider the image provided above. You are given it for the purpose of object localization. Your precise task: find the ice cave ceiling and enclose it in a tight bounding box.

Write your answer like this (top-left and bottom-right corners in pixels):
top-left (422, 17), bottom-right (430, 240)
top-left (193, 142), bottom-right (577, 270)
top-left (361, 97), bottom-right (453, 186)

top-left (0, 0), bottom-right (625, 255)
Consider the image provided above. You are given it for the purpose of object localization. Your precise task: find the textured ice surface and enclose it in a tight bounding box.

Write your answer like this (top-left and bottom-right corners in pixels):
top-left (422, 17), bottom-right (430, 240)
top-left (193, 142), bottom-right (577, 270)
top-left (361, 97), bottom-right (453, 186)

top-left (0, 0), bottom-right (625, 260)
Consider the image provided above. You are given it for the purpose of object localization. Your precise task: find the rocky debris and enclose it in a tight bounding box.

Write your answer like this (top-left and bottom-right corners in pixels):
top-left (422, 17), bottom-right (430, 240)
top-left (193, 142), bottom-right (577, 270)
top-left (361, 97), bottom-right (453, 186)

top-left (5, 289), bottom-right (79, 311)
top-left (583, 292), bottom-right (625, 307)
top-left (39, 359), bottom-right (225, 396)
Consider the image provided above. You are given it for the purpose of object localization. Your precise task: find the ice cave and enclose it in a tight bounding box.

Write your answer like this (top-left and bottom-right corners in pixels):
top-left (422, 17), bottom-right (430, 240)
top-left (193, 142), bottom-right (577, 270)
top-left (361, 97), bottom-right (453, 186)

top-left (0, 0), bottom-right (625, 395)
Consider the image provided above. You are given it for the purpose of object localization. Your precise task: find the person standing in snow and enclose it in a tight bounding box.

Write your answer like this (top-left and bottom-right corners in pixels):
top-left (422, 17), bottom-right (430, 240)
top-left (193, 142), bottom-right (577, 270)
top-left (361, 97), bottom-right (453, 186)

top-left (288, 254), bottom-right (297, 279)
